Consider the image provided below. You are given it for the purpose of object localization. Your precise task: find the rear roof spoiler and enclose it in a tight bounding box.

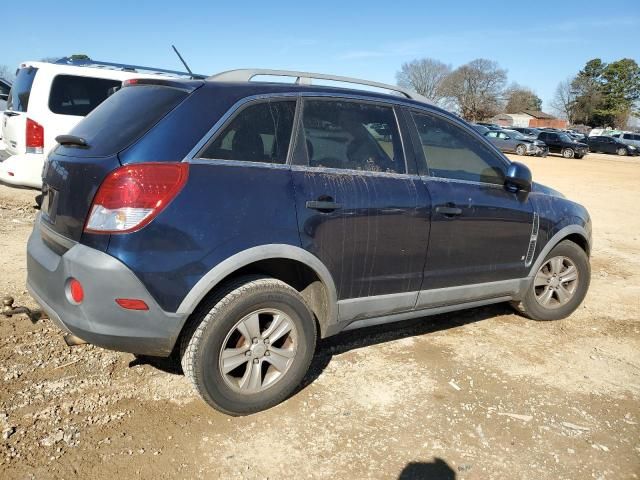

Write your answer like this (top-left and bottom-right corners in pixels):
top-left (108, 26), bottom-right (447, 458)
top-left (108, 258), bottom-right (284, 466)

top-left (208, 68), bottom-right (431, 104)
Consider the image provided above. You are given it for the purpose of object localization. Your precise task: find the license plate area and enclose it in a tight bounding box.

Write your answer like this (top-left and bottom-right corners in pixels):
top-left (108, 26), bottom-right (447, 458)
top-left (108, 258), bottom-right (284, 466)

top-left (41, 186), bottom-right (59, 223)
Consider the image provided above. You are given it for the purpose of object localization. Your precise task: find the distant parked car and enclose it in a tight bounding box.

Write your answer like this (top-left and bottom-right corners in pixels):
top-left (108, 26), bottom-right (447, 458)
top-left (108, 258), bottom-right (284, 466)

top-left (510, 126), bottom-right (542, 137)
top-left (586, 136), bottom-right (639, 156)
top-left (611, 132), bottom-right (640, 149)
top-left (537, 131), bottom-right (588, 159)
top-left (1, 57), bottom-right (203, 188)
top-left (0, 78), bottom-right (10, 109)
top-left (0, 78), bottom-right (11, 145)
top-left (484, 129), bottom-right (548, 156)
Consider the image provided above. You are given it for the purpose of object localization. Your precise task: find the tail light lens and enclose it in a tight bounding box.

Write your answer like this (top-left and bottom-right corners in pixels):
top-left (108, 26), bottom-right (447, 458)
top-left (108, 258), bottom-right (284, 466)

top-left (85, 163), bottom-right (188, 234)
top-left (26, 118), bottom-right (44, 154)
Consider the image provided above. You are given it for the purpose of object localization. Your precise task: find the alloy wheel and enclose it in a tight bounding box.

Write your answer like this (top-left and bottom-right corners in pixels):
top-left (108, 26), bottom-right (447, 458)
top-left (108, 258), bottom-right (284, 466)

top-left (218, 308), bottom-right (298, 393)
top-left (533, 256), bottom-right (579, 309)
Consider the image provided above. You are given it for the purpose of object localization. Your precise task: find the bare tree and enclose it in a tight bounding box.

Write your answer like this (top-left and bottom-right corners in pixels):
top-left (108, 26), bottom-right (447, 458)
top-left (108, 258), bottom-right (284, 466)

top-left (396, 58), bottom-right (451, 104)
top-left (441, 59), bottom-right (507, 121)
top-left (0, 65), bottom-right (16, 82)
top-left (504, 83), bottom-right (542, 113)
top-left (550, 78), bottom-right (577, 123)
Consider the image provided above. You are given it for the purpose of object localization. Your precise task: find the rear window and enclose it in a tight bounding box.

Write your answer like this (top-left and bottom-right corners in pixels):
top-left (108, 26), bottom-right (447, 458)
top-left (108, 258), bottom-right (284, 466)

top-left (48, 75), bottom-right (121, 116)
top-left (60, 85), bottom-right (188, 157)
top-left (7, 67), bottom-right (38, 112)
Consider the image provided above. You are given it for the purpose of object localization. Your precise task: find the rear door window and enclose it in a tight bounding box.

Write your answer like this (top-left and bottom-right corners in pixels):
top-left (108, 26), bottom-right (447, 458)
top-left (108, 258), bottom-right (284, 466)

top-left (48, 75), bottom-right (121, 116)
top-left (199, 100), bottom-right (296, 164)
top-left (296, 99), bottom-right (406, 174)
top-left (7, 67), bottom-right (38, 112)
top-left (411, 110), bottom-right (506, 184)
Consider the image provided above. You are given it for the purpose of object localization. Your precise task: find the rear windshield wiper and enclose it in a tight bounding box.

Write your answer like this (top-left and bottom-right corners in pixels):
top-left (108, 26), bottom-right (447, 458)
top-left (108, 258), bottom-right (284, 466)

top-left (55, 135), bottom-right (88, 148)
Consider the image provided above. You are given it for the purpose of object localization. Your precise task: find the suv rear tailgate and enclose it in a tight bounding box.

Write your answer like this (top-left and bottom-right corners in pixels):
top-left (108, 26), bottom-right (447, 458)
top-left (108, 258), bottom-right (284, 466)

top-left (41, 81), bottom-right (199, 245)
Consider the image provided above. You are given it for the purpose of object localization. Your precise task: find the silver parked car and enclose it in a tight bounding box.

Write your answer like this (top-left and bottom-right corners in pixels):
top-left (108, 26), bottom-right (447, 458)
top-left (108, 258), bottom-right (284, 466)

top-left (612, 132), bottom-right (640, 149)
top-left (484, 129), bottom-right (548, 156)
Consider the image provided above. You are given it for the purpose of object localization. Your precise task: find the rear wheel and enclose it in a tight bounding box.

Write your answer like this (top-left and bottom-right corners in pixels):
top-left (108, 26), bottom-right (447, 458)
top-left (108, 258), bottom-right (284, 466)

top-left (617, 147), bottom-right (627, 156)
top-left (180, 276), bottom-right (316, 415)
top-left (515, 144), bottom-right (527, 156)
top-left (513, 240), bottom-right (590, 321)
top-left (562, 148), bottom-right (575, 159)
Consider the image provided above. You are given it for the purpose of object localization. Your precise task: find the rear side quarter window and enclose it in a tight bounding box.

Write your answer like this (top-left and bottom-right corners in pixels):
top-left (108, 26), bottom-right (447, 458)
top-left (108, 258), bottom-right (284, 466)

top-left (199, 100), bottom-right (296, 164)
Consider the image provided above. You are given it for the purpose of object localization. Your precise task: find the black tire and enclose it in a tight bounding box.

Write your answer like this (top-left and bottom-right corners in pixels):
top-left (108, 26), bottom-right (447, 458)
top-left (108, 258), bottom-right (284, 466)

top-left (562, 148), bottom-right (575, 159)
top-left (617, 147), bottom-right (627, 156)
top-left (515, 144), bottom-right (527, 156)
top-left (513, 240), bottom-right (590, 321)
top-left (180, 276), bottom-right (316, 415)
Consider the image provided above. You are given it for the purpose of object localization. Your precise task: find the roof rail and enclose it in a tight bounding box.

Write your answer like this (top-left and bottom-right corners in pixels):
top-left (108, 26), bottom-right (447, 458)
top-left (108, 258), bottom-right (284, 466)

top-left (208, 69), bottom-right (431, 103)
top-left (53, 57), bottom-right (207, 79)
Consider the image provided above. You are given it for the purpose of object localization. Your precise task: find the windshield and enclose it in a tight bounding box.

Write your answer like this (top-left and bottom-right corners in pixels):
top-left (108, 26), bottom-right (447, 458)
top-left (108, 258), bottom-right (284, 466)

top-left (559, 134), bottom-right (573, 142)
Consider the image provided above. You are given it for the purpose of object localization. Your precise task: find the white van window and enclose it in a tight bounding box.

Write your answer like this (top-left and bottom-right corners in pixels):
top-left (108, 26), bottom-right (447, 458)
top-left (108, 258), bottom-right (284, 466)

top-left (48, 75), bottom-right (121, 116)
top-left (7, 67), bottom-right (38, 112)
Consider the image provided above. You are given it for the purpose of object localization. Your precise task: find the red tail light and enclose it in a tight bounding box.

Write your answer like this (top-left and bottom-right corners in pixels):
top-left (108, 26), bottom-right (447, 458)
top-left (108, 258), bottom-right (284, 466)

top-left (26, 118), bottom-right (44, 153)
top-left (85, 163), bottom-right (189, 234)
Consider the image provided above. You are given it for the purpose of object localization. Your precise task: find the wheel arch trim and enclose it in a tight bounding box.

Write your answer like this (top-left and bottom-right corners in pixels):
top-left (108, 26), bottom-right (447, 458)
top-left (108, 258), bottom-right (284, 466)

top-left (176, 244), bottom-right (338, 324)
top-left (527, 225), bottom-right (590, 277)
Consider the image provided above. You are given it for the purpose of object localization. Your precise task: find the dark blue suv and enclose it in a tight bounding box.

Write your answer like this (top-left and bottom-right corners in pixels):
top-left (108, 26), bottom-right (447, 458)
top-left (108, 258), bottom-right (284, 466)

top-left (27, 70), bottom-right (592, 415)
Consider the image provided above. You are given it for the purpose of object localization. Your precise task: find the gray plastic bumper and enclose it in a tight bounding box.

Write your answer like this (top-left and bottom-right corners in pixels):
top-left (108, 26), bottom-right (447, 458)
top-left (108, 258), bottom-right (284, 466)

top-left (26, 217), bottom-right (187, 356)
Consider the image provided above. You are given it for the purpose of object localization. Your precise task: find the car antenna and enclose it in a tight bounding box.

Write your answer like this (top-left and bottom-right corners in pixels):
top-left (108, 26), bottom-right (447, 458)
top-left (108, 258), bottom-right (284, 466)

top-left (171, 45), bottom-right (195, 79)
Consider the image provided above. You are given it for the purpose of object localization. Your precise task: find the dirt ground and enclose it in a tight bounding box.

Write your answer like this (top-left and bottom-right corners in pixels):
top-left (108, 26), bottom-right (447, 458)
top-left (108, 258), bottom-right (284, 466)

top-left (0, 152), bottom-right (638, 480)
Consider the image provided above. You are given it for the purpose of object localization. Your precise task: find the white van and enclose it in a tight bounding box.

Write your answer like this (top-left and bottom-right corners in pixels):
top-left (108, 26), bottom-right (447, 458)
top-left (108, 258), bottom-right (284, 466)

top-left (1, 58), bottom-right (199, 188)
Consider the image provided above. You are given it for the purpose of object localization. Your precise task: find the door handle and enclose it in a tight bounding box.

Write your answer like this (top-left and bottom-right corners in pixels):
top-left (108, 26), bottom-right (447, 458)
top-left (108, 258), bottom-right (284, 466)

top-left (306, 199), bottom-right (342, 212)
top-left (435, 205), bottom-right (462, 217)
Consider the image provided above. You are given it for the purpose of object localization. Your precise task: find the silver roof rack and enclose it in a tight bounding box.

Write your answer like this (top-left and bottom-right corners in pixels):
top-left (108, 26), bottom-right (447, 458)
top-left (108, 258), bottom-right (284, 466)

top-left (208, 69), bottom-right (430, 103)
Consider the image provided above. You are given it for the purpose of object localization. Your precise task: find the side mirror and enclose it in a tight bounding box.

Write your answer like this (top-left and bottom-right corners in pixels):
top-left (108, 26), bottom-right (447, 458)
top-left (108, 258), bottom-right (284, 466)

top-left (505, 161), bottom-right (532, 192)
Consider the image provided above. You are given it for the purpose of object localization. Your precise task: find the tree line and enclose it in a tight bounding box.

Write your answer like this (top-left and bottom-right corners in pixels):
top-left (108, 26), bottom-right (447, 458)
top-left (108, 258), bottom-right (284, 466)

top-left (551, 58), bottom-right (640, 128)
top-left (397, 57), bottom-right (640, 128)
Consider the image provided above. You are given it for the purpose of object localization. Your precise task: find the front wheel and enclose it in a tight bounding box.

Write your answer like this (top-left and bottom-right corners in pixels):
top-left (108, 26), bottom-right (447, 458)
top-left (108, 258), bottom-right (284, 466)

top-left (180, 276), bottom-right (317, 415)
top-left (513, 240), bottom-right (590, 321)
top-left (515, 144), bottom-right (527, 156)
top-left (562, 148), bottom-right (575, 159)
top-left (617, 147), bottom-right (627, 156)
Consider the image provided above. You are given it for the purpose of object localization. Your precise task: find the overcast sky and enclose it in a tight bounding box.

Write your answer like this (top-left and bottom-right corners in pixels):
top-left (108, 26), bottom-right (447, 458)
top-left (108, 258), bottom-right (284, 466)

top-left (3, 0), bottom-right (639, 110)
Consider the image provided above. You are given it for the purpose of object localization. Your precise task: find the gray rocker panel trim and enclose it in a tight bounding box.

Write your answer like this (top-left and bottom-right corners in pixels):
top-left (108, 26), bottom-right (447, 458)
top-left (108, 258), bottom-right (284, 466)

top-left (527, 225), bottom-right (590, 277)
top-left (337, 278), bottom-right (526, 324)
top-left (331, 296), bottom-right (512, 336)
top-left (175, 244), bottom-right (339, 323)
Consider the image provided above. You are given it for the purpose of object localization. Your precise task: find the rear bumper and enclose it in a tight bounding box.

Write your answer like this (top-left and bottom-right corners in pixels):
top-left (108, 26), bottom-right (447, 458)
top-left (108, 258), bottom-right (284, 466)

top-left (0, 153), bottom-right (44, 188)
top-left (27, 215), bottom-right (187, 356)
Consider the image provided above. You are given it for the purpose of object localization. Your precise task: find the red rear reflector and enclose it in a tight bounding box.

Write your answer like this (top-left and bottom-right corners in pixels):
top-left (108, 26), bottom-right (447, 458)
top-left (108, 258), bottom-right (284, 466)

top-left (84, 163), bottom-right (189, 234)
top-left (26, 118), bottom-right (44, 153)
top-left (115, 299), bottom-right (149, 310)
top-left (123, 79), bottom-right (140, 86)
top-left (68, 278), bottom-right (84, 304)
